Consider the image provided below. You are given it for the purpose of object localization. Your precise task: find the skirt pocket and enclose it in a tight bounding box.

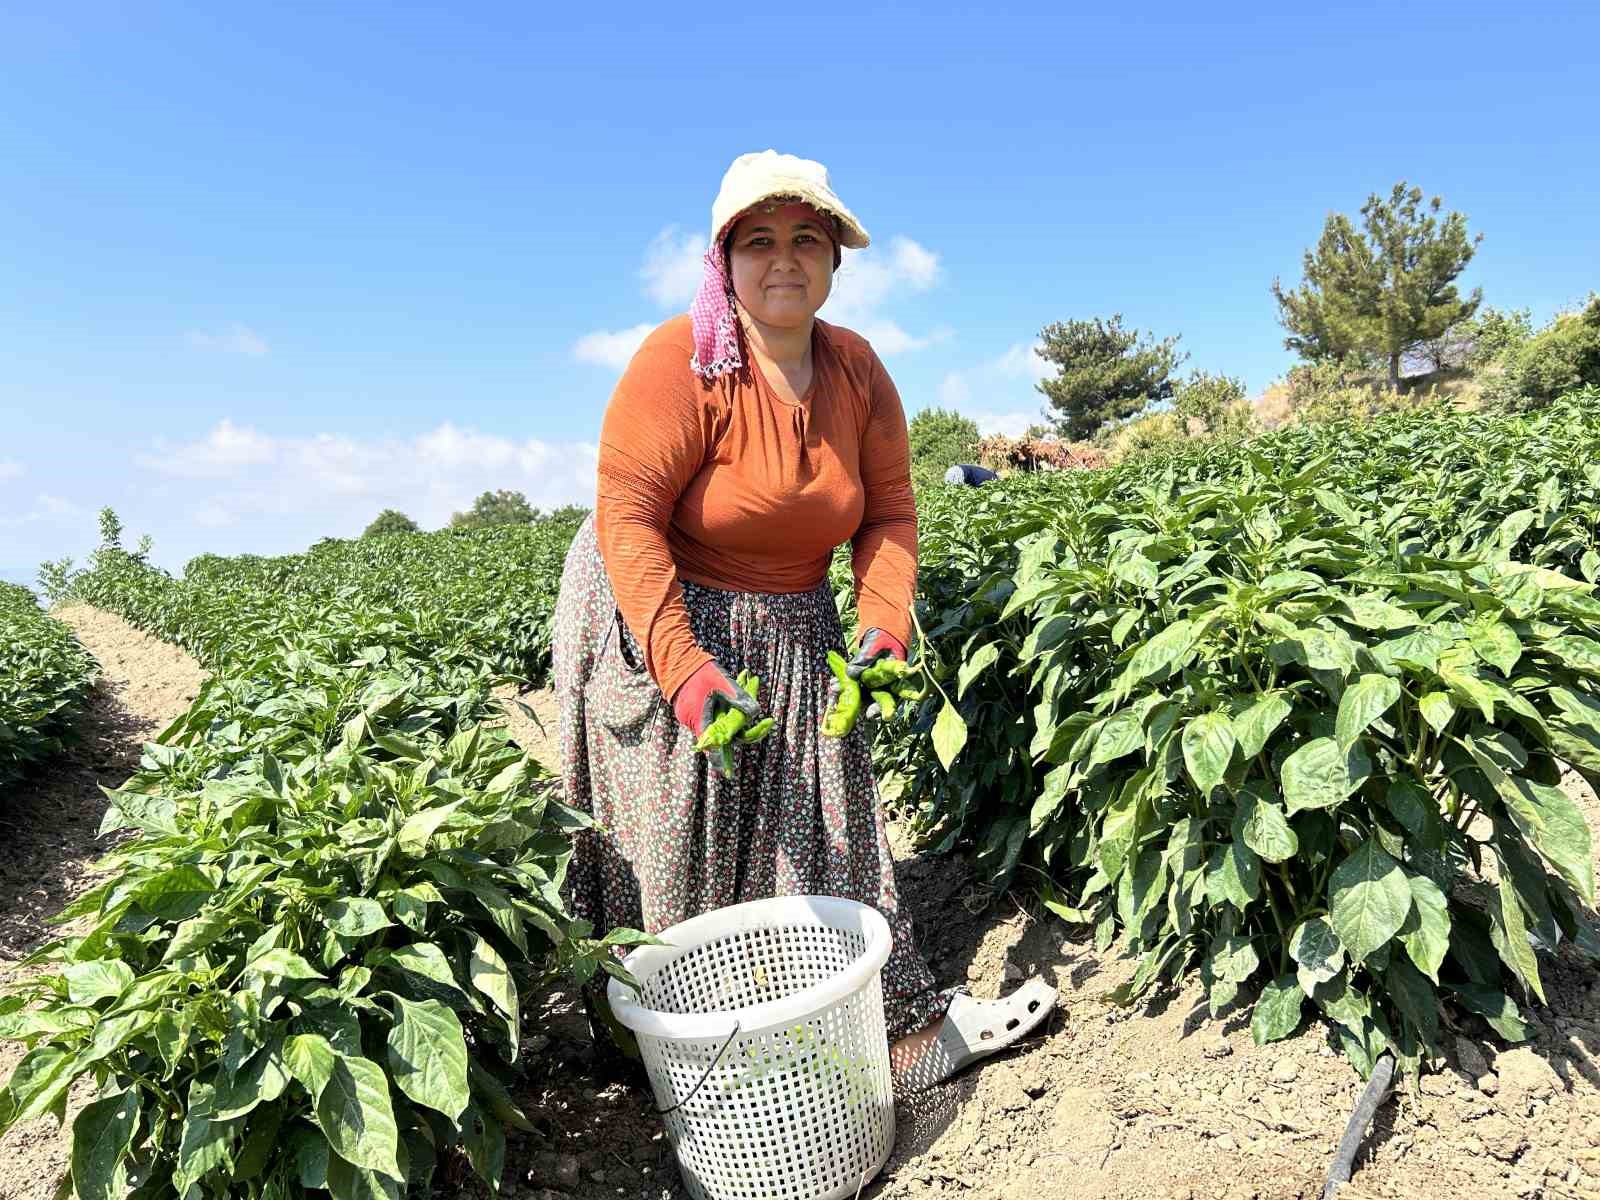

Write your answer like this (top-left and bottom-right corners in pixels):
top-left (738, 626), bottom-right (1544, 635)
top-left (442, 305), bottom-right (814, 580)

top-left (585, 608), bottom-right (662, 738)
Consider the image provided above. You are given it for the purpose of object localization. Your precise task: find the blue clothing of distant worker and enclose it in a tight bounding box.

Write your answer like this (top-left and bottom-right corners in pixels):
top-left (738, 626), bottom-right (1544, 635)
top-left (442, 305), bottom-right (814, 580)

top-left (943, 463), bottom-right (998, 486)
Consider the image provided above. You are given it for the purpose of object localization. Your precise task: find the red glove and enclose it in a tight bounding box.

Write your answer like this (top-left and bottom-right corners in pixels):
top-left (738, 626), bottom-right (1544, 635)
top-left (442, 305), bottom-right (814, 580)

top-left (846, 628), bottom-right (907, 679)
top-left (671, 660), bottom-right (762, 740)
top-left (831, 628), bottom-right (909, 724)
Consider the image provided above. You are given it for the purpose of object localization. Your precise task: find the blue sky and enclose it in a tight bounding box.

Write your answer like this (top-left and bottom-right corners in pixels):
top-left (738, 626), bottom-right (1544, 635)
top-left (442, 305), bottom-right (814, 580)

top-left (2, 2), bottom-right (1597, 582)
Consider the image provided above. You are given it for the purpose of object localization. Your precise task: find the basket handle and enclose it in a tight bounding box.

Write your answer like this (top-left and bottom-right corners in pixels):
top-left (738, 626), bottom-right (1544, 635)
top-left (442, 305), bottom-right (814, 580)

top-left (655, 1021), bottom-right (742, 1116)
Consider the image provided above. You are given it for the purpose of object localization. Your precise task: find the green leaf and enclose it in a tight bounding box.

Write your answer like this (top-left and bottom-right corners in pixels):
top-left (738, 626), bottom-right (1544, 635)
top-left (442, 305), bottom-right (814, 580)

top-left (232, 1101), bottom-right (285, 1181)
top-left (1181, 711), bottom-right (1235, 797)
top-left (386, 996), bottom-right (470, 1121)
top-left (1542, 634), bottom-right (1600, 674)
top-left (173, 1083), bottom-right (232, 1196)
top-left (326, 1155), bottom-right (403, 1200)
top-left (324, 897), bottom-right (392, 938)
top-left (284, 1033), bottom-right (338, 1098)
top-left (469, 936), bottom-right (519, 1050)
top-left (931, 700), bottom-right (968, 770)
top-left (1386, 956), bottom-right (1440, 1045)
top-left (69, 1090), bottom-right (139, 1200)
top-left (397, 800), bottom-right (465, 858)
top-left (1290, 916), bottom-right (1345, 994)
top-left (1232, 692), bottom-right (1292, 759)
top-left (1097, 770), bottom-right (1148, 881)
top-left (1335, 675), bottom-right (1400, 750)
top-left (1209, 932), bottom-right (1260, 983)
top-left (1250, 975), bottom-right (1306, 1045)
top-left (956, 643), bottom-right (1002, 698)
top-left (1328, 839), bottom-right (1411, 963)
top-left (1489, 862), bottom-right (1545, 1004)
top-left (1397, 873), bottom-right (1450, 983)
top-left (1292, 627), bottom-right (1357, 673)
top-left (61, 961), bottom-right (135, 1005)
top-left (1418, 691), bottom-right (1455, 736)
top-left (248, 948), bottom-right (326, 981)
top-left (1469, 621), bottom-right (1522, 677)
top-left (1127, 619), bottom-right (1199, 684)
top-left (1448, 983), bottom-right (1532, 1042)
top-left (134, 863), bottom-right (219, 922)
top-left (213, 1038), bottom-right (291, 1121)
top-left (165, 910), bottom-right (236, 962)
top-left (1339, 595), bottom-right (1419, 631)
top-left (1088, 709), bottom-right (1145, 768)
top-left (1207, 842), bottom-right (1260, 910)
top-left (1238, 790), bottom-right (1298, 863)
top-left (1281, 737), bottom-right (1361, 813)
top-left (1506, 776), bottom-right (1595, 905)
top-left (4, 1045), bottom-right (81, 1126)
top-left (375, 943), bottom-right (469, 1008)
top-left (317, 1055), bottom-right (403, 1181)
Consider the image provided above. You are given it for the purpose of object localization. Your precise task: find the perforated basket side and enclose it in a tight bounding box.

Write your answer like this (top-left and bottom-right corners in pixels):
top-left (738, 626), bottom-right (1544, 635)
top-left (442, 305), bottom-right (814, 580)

top-left (638, 971), bottom-right (893, 1200)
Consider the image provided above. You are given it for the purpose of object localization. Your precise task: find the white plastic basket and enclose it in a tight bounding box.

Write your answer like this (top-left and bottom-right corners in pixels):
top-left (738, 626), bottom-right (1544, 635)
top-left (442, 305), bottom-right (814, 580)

top-left (606, 895), bottom-right (896, 1200)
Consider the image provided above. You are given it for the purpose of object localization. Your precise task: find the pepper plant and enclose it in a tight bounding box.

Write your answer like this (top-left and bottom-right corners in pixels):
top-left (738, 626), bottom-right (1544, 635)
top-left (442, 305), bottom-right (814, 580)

top-left (884, 389), bottom-right (1600, 1076)
top-left (0, 581), bottom-right (98, 787)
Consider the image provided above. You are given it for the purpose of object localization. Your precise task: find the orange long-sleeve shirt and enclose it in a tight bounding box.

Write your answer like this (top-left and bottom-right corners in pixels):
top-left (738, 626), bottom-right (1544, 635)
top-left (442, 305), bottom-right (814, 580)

top-left (594, 314), bottom-right (918, 702)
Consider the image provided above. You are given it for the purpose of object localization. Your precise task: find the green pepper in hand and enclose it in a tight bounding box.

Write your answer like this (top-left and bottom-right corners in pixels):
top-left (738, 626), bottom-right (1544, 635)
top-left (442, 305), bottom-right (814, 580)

top-left (821, 650), bottom-right (862, 737)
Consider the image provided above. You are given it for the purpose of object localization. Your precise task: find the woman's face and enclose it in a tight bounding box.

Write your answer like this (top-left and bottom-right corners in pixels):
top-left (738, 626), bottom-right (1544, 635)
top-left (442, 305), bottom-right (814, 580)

top-left (726, 201), bottom-right (836, 330)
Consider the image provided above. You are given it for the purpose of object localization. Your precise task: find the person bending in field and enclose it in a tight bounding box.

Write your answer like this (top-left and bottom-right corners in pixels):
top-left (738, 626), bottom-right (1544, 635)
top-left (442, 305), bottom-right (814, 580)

top-left (551, 149), bottom-right (1055, 1093)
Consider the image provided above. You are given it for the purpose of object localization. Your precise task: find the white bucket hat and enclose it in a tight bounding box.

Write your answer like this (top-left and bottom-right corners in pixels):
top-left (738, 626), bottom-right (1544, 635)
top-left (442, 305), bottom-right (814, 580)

top-left (709, 149), bottom-right (870, 249)
top-left (691, 150), bottom-right (867, 380)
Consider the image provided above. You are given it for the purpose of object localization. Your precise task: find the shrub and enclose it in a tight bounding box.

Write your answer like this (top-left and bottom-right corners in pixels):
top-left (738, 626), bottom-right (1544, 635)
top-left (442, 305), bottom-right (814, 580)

top-left (1104, 411), bottom-right (1186, 462)
top-left (1171, 371), bottom-right (1251, 439)
top-left (908, 408), bottom-right (982, 492)
top-left (1484, 297), bottom-right (1600, 411)
top-left (363, 510), bottom-right (421, 538)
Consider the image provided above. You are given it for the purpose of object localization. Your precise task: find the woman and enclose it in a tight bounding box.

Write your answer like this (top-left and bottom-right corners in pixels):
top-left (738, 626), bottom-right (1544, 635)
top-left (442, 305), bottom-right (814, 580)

top-left (553, 149), bottom-right (1054, 1092)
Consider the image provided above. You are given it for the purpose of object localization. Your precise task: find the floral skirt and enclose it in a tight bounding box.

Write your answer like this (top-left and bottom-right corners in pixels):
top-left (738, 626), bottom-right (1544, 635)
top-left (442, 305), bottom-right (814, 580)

top-left (551, 516), bottom-right (944, 1041)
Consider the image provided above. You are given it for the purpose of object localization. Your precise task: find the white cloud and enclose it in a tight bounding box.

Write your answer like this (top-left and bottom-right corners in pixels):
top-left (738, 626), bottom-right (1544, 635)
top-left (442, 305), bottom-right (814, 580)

top-left (935, 341), bottom-right (1056, 436)
top-left (0, 459), bottom-right (22, 482)
top-left (0, 492), bottom-right (83, 528)
top-left (133, 420), bottom-right (599, 537)
top-left (134, 419), bottom-right (276, 477)
top-left (187, 324), bottom-right (269, 356)
top-left (821, 236), bottom-right (942, 341)
top-left (572, 323), bottom-right (656, 370)
top-left (640, 227), bottom-right (706, 308)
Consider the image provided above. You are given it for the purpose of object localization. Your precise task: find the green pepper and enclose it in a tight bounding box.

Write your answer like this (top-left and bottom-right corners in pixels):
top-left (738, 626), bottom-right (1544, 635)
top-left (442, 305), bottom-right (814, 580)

top-left (859, 657), bottom-right (930, 705)
top-left (694, 671), bottom-right (776, 770)
top-left (694, 706), bottom-right (749, 754)
top-left (821, 650), bottom-right (861, 737)
top-left (857, 658), bottom-right (911, 690)
top-left (871, 689), bottom-right (896, 720)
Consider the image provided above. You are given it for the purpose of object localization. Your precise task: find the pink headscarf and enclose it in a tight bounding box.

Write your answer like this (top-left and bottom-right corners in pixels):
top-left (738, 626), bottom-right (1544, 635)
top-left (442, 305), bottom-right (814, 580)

top-left (689, 235), bottom-right (743, 380)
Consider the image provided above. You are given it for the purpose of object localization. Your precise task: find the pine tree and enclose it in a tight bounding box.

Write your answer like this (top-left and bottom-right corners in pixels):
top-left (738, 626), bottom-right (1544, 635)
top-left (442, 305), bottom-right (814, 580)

top-left (1035, 315), bottom-right (1186, 440)
top-left (1273, 182), bottom-right (1482, 391)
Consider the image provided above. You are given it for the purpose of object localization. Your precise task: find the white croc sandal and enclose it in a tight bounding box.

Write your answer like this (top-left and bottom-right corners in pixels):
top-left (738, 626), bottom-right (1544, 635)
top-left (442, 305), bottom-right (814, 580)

top-left (892, 976), bottom-right (1057, 1094)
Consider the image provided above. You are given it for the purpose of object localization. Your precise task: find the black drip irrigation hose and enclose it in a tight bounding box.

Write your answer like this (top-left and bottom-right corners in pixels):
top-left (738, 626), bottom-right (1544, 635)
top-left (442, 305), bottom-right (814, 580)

top-left (1323, 1052), bottom-right (1396, 1199)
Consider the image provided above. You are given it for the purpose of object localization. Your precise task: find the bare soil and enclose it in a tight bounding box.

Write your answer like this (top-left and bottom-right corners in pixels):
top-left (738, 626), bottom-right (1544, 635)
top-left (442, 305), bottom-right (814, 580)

top-left (3, 622), bottom-right (1598, 1200)
top-left (0, 605), bottom-right (206, 1200)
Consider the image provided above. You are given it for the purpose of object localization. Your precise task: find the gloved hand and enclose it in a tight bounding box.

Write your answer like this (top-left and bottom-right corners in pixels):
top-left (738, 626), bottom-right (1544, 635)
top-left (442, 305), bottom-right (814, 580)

top-left (672, 660), bottom-right (765, 777)
top-left (833, 628), bottom-right (909, 722)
